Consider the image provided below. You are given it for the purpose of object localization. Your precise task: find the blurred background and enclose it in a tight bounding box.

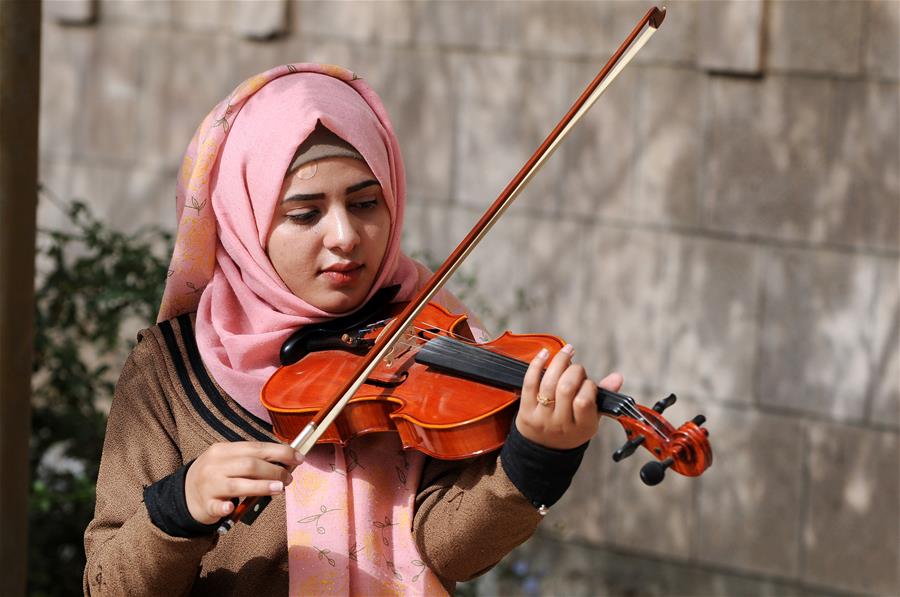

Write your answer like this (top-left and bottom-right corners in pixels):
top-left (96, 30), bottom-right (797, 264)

top-left (24, 0), bottom-right (900, 595)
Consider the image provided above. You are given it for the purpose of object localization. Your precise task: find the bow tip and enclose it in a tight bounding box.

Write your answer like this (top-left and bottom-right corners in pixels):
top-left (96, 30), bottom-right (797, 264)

top-left (650, 6), bottom-right (667, 29)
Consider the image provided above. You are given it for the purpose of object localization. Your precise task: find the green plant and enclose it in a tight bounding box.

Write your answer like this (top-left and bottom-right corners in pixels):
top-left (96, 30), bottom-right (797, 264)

top-left (29, 191), bottom-right (172, 596)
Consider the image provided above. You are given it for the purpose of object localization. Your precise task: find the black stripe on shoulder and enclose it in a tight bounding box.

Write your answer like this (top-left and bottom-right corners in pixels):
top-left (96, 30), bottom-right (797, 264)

top-left (159, 319), bottom-right (242, 443)
top-left (176, 314), bottom-right (275, 442)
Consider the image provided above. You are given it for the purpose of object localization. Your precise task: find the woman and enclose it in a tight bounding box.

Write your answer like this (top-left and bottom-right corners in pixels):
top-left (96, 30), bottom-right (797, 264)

top-left (83, 63), bottom-right (623, 596)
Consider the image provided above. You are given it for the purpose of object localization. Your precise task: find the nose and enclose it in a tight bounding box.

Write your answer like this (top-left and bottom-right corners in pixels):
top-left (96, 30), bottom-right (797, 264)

top-left (322, 207), bottom-right (361, 255)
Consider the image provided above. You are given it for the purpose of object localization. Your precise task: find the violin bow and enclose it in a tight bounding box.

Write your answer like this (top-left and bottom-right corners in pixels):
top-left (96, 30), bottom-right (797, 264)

top-left (219, 5), bottom-right (666, 534)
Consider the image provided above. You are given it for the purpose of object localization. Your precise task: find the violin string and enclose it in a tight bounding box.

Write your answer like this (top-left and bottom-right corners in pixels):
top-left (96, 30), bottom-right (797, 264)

top-left (433, 337), bottom-right (672, 440)
top-left (369, 323), bottom-right (671, 441)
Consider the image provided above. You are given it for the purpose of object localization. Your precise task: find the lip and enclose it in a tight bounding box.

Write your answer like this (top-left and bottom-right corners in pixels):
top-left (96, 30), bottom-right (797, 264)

top-left (320, 262), bottom-right (362, 274)
top-left (319, 262), bottom-right (364, 286)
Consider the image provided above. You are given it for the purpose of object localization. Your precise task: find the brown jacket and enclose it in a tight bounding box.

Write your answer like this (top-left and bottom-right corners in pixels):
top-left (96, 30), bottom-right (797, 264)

top-left (83, 315), bottom-right (542, 596)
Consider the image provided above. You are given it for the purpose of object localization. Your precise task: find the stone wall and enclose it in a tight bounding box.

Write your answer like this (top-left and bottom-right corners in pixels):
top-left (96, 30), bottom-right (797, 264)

top-left (39, 1), bottom-right (899, 595)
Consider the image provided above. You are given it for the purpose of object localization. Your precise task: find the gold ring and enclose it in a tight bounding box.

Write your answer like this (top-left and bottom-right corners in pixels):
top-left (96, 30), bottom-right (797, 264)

top-left (536, 392), bottom-right (555, 407)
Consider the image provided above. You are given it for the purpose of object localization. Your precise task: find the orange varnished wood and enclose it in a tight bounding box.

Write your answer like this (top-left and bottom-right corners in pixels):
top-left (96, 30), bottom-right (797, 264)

top-left (261, 301), bottom-right (712, 478)
top-left (262, 302), bottom-right (565, 459)
top-left (617, 405), bottom-right (712, 477)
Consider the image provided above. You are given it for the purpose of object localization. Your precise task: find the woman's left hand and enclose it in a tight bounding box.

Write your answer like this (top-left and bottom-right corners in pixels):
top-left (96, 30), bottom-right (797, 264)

top-left (517, 344), bottom-right (623, 450)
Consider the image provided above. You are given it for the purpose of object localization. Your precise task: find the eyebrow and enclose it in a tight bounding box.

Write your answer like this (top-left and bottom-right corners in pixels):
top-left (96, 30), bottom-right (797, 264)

top-left (282, 179), bottom-right (380, 203)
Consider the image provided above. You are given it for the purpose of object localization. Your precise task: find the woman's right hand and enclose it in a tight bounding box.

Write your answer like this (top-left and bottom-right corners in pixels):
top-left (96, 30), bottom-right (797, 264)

top-left (184, 441), bottom-right (304, 524)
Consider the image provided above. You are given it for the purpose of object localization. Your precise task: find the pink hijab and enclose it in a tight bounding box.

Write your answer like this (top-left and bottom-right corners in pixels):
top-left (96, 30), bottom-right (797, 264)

top-left (157, 64), bottom-right (476, 594)
top-left (159, 64), bottom-right (423, 422)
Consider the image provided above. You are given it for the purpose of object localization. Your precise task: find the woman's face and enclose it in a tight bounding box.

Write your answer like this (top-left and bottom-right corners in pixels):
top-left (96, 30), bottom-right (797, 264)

top-left (267, 157), bottom-right (391, 312)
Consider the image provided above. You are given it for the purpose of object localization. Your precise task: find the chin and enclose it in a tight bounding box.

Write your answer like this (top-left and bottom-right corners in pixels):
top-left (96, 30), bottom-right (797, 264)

top-left (318, 290), bottom-right (369, 314)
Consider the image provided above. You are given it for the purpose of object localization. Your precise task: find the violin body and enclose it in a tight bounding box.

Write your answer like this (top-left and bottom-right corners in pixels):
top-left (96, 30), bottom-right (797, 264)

top-left (262, 299), bottom-right (712, 484)
top-left (262, 301), bottom-right (566, 459)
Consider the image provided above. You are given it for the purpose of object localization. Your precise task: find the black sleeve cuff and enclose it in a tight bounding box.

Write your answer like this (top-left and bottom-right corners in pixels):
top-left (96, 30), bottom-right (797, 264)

top-left (143, 461), bottom-right (221, 538)
top-left (500, 423), bottom-right (589, 510)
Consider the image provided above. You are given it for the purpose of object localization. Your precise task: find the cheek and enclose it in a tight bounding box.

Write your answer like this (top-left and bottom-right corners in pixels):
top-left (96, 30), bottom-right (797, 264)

top-left (366, 210), bottom-right (392, 261)
top-left (267, 223), bottom-right (318, 280)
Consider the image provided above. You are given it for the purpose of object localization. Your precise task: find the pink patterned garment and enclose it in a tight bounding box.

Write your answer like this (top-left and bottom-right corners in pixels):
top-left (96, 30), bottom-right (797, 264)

top-left (158, 64), bottom-right (485, 595)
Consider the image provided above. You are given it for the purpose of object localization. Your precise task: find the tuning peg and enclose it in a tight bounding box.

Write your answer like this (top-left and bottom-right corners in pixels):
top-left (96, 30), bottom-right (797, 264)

top-left (612, 435), bottom-right (645, 462)
top-left (652, 393), bottom-right (677, 414)
top-left (692, 414), bottom-right (706, 426)
top-left (640, 457), bottom-right (674, 486)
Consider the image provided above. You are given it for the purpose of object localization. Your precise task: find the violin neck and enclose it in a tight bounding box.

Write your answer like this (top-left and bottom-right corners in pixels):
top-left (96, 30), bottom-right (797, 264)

top-left (414, 336), bottom-right (629, 418)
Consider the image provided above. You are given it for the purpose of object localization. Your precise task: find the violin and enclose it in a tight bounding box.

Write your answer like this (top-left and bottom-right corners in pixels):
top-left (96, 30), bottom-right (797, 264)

top-left (218, 5), bottom-right (711, 534)
top-left (263, 288), bottom-right (712, 484)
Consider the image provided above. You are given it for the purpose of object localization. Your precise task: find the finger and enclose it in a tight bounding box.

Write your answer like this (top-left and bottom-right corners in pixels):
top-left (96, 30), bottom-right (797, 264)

top-left (208, 441), bottom-right (304, 467)
top-left (215, 477), bottom-right (287, 501)
top-left (572, 378), bottom-right (600, 430)
top-left (209, 498), bottom-right (235, 521)
top-left (598, 372), bottom-right (624, 393)
top-left (521, 348), bottom-right (551, 413)
top-left (538, 344), bottom-right (575, 409)
top-left (227, 457), bottom-right (294, 485)
top-left (243, 442), bottom-right (305, 466)
top-left (552, 363), bottom-right (586, 425)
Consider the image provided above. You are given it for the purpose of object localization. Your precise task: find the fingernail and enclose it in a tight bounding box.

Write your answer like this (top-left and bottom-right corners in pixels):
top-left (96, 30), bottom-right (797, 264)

top-left (269, 481), bottom-right (284, 493)
top-left (294, 451), bottom-right (304, 462)
top-left (222, 502), bottom-right (234, 514)
top-left (562, 344), bottom-right (575, 355)
top-left (538, 348), bottom-right (549, 359)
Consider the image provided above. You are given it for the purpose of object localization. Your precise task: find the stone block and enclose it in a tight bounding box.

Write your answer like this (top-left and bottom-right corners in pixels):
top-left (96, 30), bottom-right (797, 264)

top-left (172, 0), bottom-right (233, 33)
top-left (452, 54), bottom-right (572, 215)
top-left (475, 533), bottom-right (814, 597)
top-left (579, 227), bottom-right (668, 397)
top-left (231, 0), bottom-right (287, 40)
top-left (36, 159), bottom-right (74, 234)
top-left (457, 209), bottom-right (534, 334)
top-left (696, 404), bottom-right (804, 577)
top-left (611, 420), bottom-right (697, 558)
top-left (39, 22), bottom-right (96, 160)
top-left (658, 237), bottom-right (761, 406)
top-left (163, 32), bottom-right (234, 162)
top-left (308, 44), bottom-right (456, 206)
top-left (513, 1), bottom-right (663, 63)
top-left (513, 214), bottom-right (592, 348)
top-left (68, 162), bottom-right (128, 223)
top-left (540, 429), bottom-right (620, 546)
top-left (634, 0), bottom-right (699, 67)
top-left (400, 201), bottom-right (469, 275)
top-left (233, 36), bottom-right (296, 81)
top-left (768, 0), bottom-right (865, 76)
top-left (99, 0), bottom-right (173, 25)
top-left (45, 0), bottom-right (97, 24)
top-left (704, 75), bottom-right (837, 244)
top-left (77, 25), bottom-right (147, 164)
top-left (697, 0), bottom-right (763, 75)
top-left (556, 59), bottom-right (639, 222)
top-left (864, 0), bottom-right (900, 81)
top-left (633, 66), bottom-right (703, 227)
top-left (824, 81), bottom-right (900, 251)
top-left (294, 0), bottom-right (412, 46)
top-left (66, 162), bottom-right (177, 235)
top-left (869, 258), bottom-right (899, 429)
top-left (414, 0), bottom-right (688, 64)
top-left (412, 0), bottom-right (519, 52)
top-left (803, 423), bottom-right (900, 595)
top-left (758, 248), bottom-right (884, 421)
top-left (122, 166), bottom-right (180, 233)
top-left (405, 205), bottom-right (533, 335)
top-left (134, 28), bottom-right (178, 169)
top-left (292, 37), bottom-right (354, 71)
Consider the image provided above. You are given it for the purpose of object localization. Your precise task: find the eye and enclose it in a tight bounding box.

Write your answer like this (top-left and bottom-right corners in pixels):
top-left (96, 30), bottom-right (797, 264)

top-left (351, 198), bottom-right (379, 210)
top-left (286, 210), bottom-right (318, 224)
